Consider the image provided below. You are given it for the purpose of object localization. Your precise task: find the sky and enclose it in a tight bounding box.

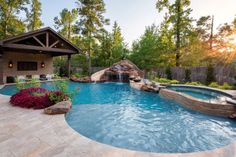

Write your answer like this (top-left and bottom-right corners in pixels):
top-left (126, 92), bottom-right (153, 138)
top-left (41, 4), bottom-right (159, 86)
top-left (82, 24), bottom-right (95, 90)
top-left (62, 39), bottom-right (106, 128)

top-left (40, 0), bottom-right (236, 46)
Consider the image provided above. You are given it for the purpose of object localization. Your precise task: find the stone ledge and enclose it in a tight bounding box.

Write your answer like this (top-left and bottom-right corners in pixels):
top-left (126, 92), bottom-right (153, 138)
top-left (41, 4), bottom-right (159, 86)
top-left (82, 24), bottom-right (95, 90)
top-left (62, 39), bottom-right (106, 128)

top-left (160, 89), bottom-right (236, 117)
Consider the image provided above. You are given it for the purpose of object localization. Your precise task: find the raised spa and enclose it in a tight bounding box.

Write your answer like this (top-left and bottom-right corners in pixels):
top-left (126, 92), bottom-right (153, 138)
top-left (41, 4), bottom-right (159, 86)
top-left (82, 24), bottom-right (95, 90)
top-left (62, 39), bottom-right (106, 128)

top-left (1, 82), bottom-right (236, 153)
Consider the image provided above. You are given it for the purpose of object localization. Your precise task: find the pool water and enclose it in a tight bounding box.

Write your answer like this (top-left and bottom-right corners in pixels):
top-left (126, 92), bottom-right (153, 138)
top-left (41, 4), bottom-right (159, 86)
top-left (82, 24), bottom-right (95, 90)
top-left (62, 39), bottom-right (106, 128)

top-left (167, 86), bottom-right (229, 102)
top-left (1, 82), bottom-right (236, 153)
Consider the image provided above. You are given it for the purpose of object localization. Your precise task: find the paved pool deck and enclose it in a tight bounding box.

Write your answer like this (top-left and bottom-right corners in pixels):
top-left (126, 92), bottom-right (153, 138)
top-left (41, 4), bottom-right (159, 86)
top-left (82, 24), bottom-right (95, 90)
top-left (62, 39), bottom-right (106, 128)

top-left (0, 94), bottom-right (236, 157)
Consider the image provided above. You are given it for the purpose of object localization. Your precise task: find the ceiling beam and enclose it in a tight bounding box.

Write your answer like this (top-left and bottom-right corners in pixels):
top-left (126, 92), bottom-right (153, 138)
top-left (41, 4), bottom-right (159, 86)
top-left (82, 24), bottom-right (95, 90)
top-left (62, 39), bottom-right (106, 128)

top-left (2, 44), bottom-right (76, 54)
top-left (5, 32), bottom-right (46, 44)
top-left (46, 32), bottom-right (49, 47)
top-left (33, 36), bottom-right (45, 47)
top-left (50, 40), bottom-right (59, 48)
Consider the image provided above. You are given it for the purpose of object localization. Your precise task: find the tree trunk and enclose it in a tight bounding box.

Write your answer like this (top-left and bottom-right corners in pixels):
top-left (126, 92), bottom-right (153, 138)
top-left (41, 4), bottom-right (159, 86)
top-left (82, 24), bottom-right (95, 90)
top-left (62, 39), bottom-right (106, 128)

top-left (175, 0), bottom-right (181, 67)
top-left (209, 15), bottom-right (214, 50)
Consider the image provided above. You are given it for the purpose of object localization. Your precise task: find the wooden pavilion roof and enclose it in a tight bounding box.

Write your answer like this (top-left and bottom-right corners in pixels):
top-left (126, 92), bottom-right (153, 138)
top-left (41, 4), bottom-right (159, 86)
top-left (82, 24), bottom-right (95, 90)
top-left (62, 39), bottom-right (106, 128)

top-left (0, 27), bottom-right (81, 56)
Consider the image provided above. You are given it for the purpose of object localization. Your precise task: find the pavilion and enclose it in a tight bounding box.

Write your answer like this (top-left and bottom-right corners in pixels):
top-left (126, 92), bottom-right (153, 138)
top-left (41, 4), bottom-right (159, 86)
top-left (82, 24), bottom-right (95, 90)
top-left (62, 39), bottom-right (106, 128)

top-left (0, 27), bottom-right (81, 84)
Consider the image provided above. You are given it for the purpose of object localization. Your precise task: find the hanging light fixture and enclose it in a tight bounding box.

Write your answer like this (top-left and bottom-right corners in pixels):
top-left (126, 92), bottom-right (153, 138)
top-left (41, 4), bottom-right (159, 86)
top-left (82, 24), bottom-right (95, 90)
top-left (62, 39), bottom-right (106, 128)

top-left (8, 61), bottom-right (13, 68)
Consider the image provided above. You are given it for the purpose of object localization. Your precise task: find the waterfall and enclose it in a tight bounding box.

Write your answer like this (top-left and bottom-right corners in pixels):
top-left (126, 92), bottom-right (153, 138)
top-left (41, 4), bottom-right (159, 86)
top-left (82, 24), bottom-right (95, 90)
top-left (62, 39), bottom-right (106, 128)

top-left (117, 65), bottom-right (122, 82)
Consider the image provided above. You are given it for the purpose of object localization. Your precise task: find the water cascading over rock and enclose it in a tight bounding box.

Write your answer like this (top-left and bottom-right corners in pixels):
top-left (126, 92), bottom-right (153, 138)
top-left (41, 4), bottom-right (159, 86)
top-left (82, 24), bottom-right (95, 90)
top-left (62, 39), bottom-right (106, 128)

top-left (91, 60), bottom-right (144, 82)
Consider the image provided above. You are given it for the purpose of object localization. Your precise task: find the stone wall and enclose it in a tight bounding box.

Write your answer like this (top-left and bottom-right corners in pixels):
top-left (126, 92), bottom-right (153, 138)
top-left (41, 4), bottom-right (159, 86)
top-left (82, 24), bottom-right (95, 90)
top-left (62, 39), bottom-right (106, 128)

top-left (0, 54), bottom-right (3, 84)
top-left (2, 52), bottom-right (53, 83)
top-left (152, 66), bottom-right (236, 85)
top-left (160, 89), bottom-right (236, 117)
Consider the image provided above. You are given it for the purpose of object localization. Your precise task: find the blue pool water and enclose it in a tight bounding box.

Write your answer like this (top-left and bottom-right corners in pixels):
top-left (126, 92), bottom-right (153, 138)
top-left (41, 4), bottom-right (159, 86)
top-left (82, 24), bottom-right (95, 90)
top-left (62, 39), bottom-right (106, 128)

top-left (167, 86), bottom-right (230, 102)
top-left (1, 82), bottom-right (236, 153)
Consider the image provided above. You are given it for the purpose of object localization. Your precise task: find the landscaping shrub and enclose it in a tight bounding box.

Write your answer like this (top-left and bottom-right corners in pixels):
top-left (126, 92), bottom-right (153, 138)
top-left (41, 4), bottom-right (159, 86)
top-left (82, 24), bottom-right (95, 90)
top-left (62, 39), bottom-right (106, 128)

top-left (16, 78), bottom-right (41, 90)
top-left (48, 91), bottom-right (69, 104)
top-left (10, 87), bottom-right (52, 109)
top-left (208, 82), bottom-right (220, 88)
top-left (219, 83), bottom-right (233, 90)
top-left (73, 73), bottom-right (86, 79)
top-left (206, 65), bottom-right (215, 85)
top-left (165, 67), bottom-right (172, 80)
top-left (170, 80), bottom-right (180, 84)
top-left (208, 82), bottom-right (233, 90)
top-left (53, 81), bottom-right (78, 99)
top-left (185, 69), bottom-right (191, 82)
top-left (155, 78), bottom-right (170, 83)
top-left (185, 82), bottom-right (203, 86)
top-left (154, 78), bottom-right (179, 84)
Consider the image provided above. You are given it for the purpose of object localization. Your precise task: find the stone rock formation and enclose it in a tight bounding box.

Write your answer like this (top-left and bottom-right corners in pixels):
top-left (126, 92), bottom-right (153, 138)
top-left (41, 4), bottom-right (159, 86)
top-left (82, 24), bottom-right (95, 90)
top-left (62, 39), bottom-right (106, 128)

top-left (44, 101), bottom-right (72, 115)
top-left (91, 60), bottom-right (144, 82)
top-left (70, 76), bottom-right (93, 83)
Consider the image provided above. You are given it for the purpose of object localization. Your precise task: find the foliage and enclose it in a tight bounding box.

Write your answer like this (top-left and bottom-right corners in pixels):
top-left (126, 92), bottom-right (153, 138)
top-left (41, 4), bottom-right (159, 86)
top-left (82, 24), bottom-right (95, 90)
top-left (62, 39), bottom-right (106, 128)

top-left (52, 81), bottom-right (78, 99)
top-left (16, 78), bottom-right (41, 90)
top-left (219, 83), bottom-right (233, 90)
top-left (76, 0), bottom-right (109, 74)
top-left (185, 69), bottom-right (191, 82)
top-left (208, 82), bottom-right (219, 88)
top-left (165, 67), bottom-right (172, 80)
top-left (73, 73), bottom-right (86, 79)
top-left (26, 0), bottom-right (43, 31)
top-left (130, 25), bottom-right (171, 70)
top-left (0, 0), bottom-right (29, 39)
top-left (156, 0), bottom-right (193, 66)
top-left (170, 80), bottom-right (180, 84)
top-left (54, 8), bottom-right (78, 40)
top-left (185, 82), bottom-right (203, 86)
top-left (208, 82), bottom-right (233, 90)
top-left (48, 91), bottom-right (69, 104)
top-left (10, 87), bottom-right (52, 109)
top-left (206, 65), bottom-right (215, 85)
top-left (154, 78), bottom-right (179, 84)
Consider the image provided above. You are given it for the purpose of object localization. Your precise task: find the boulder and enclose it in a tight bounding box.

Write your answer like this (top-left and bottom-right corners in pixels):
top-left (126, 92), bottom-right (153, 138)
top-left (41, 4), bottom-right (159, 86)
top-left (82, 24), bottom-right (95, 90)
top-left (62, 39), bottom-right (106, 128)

top-left (91, 60), bottom-right (144, 82)
top-left (71, 76), bottom-right (93, 83)
top-left (44, 101), bottom-right (72, 115)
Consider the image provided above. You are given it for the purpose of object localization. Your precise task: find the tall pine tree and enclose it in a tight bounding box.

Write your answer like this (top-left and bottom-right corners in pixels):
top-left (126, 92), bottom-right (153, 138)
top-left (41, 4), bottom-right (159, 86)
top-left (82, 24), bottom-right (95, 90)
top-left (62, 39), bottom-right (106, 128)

top-left (27, 0), bottom-right (43, 31)
top-left (0, 0), bottom-right (29, 39)
top-left (76, 0), bottom-right (109, 75)
top-left (54, 8), bottom-right (78, 41)
top-left (156, 0), bottom-right (193, 66)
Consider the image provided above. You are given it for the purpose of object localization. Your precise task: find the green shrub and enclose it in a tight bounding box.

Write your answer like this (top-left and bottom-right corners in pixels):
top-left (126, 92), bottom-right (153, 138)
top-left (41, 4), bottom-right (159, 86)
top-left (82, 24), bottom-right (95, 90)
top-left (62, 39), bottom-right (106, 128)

top-left (155, 78), bottom-right (171, 83)
top-left (16, 78), bottom-right (41, 91)
top-left (206, 65), bottom-right (215, 85)
top-left (53, 81), bottom-right (78, 99)
top-left (48, 91), bottom-right (69, 104)
top-left (208, 82), bottom-right (233, 90)
top-left (52, 74), bottom-right (61, 79)
top-left (165, 67), bottom-right (172, 80)
top-left (219, 83), bottom-right (233, 90)
top-left (185, 82), bottom-right (203, 86)
top-left (185, 69), bottom-right (191, 82)
top-left (73, 73), bottom-right (86, 79)
top-left (208, 82), bottom-right (220, 88)
top-left (170, 80), bottom-right (180, 84)
top-left (154, 78), bottom-right (179, 84)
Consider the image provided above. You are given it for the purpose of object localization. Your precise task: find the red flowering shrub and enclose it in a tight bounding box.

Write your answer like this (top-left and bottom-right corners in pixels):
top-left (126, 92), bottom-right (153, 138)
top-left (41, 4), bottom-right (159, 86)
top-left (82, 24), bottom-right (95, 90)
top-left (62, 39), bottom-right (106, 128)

top-left (10, 87), bottom-right (53, 109)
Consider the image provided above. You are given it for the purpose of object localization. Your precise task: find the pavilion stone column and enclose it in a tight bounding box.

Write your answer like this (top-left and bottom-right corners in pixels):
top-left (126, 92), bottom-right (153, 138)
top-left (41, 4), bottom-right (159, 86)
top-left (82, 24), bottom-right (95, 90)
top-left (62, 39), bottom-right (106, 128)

top-left (67, 55), bottom-right (71, 78)
top-left (0, 53), bottom-right (3, 84)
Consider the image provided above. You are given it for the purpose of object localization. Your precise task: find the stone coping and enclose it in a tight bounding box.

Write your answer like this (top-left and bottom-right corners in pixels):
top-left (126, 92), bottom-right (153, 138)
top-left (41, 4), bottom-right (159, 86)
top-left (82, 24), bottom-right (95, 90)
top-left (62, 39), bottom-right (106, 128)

top-left (160, 89), bottom-right (236, 117)
top-left (1, 95), bottom-right (236, 156)
top-left (169, 84), bottom-right (235, 98)
top-left (2, 79), bottom-right (68, 86)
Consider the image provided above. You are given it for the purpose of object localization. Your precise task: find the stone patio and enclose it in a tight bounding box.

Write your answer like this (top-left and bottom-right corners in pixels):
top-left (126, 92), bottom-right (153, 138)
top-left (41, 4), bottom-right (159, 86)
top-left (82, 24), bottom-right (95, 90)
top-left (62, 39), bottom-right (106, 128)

top-left (0, 94), bottom-right (236, 157)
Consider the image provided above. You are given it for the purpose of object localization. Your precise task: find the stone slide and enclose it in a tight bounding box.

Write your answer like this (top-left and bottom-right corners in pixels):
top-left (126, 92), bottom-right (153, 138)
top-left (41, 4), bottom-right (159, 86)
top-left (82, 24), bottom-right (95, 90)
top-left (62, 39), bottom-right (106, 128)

top-left (91, 68), bottom-right (108, 82)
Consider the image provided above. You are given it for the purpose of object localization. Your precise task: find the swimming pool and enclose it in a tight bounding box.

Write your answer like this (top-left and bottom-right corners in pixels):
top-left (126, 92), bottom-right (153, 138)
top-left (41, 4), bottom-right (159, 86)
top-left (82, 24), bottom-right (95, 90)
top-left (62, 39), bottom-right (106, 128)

top-left (1, 82), bottom-right (236, 153)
